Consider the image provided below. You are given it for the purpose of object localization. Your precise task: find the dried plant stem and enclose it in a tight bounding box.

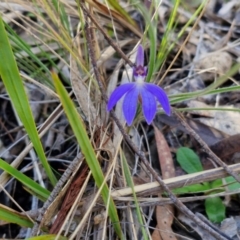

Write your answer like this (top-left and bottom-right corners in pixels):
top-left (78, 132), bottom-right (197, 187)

top-left (79, 2), bottom-right (135, 68)
top-left (81, 3), bottom-right (228, 239)
top-left (31, 154), bottom-right (83, 236)
top-left (174, 110), bottom-right (240, 183)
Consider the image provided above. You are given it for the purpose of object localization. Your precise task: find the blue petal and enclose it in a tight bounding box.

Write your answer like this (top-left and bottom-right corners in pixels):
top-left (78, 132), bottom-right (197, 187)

top-left (140, 88), bottom-right (157, 124)
top-left (107, 83), bottom-right (135, 111)
top-left (136, 45), bottom-right (144, 67)
top-left (144, 83), bottom-right (171, 115)
top-left (122, 87), bottom-right (139, 126)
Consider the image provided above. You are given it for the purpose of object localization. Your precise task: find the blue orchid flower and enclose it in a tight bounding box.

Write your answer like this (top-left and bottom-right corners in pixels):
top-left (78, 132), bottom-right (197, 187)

top-left (107, 44), bottom-right (171, 126)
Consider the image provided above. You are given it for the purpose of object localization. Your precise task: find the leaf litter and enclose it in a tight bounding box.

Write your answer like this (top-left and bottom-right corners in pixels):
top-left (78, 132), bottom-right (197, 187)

top-left (1, 0), bottom-right (240, 239)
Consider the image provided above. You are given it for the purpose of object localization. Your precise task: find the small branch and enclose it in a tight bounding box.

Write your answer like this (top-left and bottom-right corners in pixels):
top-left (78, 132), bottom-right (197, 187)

top-left (80, 3), bottom-right (135, 68)
top-left (174, 110), bottom-right (240, 183)
top-left (196, 213), bottom-right (232, 240)
top-left (81, 2), bottom-right (229, 239)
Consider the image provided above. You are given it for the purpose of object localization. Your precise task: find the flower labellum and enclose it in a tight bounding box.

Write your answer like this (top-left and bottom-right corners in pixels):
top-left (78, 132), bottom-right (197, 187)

top-left (107, 44), bottom-right (171, 126)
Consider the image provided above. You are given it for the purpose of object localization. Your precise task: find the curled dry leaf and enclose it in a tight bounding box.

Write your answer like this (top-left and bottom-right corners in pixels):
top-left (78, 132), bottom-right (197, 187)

top-left (210, 134), bottom-right (240, 160)
top-left (94, 212), bottom-right (106, 225)
top-left (220, 217), bottom-right (238, 238)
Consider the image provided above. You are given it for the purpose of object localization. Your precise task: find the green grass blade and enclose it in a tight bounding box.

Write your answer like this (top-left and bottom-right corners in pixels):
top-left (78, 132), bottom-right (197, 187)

top-left (146, 19), bottom-right (156, 83)
top-left (155, 0), bottom-right (206, 72)
top-left (170, 62), bottom-right (240, 104)
top-left (51, 0), bottom-right (70, 34)
top-left (177, 107), bottom-right (240, 113)
top-left (5, 23), bottom-right (53, 87)
top-left (176, 0), bottom-right (207, 41)
top-left (0, 204), bottom-right (33, 228)
top-left (52, 72), bottom-right (122, 238)
top-left (225, 176), bottom-right (240, 191)
top-left (107, 0), bottom-right (135, 26)
top-left (0, 159), bottom-right (50, 200)
top-left (156, 0), bottom-right (179, 69)
top-left (0, 16), bottom-right (57, 186)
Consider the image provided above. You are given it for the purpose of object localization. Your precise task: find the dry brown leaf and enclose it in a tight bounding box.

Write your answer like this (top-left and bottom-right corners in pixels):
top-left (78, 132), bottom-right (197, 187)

top-left (220, 217), bottom-right (238, 238)
top-left (178, 212), bottom-right (216, 240)
top-left (151, 124), bottom-right (177, 240)
top-left (188, 101), bottom-right (240, 136)
top-left (210, 134), bottom-right (240, 160)
top-left (157, 114), bottom-right (229, 146)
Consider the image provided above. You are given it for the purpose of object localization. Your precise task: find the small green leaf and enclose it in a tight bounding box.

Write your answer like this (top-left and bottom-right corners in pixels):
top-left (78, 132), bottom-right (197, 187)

top-left (225, 176), bottom-right (240, 191)
top-left (210, 179), bottom-right (222, 189)
top-left (205, 197), bottom-right (226, 223)
top-left (176, 147), bottom-right (203, 173)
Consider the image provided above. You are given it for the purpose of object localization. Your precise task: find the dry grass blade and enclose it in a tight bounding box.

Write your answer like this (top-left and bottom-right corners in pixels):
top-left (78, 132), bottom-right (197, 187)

top-left (114, 188), bottom-right (240, 207)
top-left (79, 0), bottom-right (141, 37)
top-left (70, 54), bottom-right (102, 127)
top-left (0, 103), bottom-right (64, 191)
top-left (80, 2), bottom-right (136, 67)
top-left (111, 163), bottom-right (240, 198)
